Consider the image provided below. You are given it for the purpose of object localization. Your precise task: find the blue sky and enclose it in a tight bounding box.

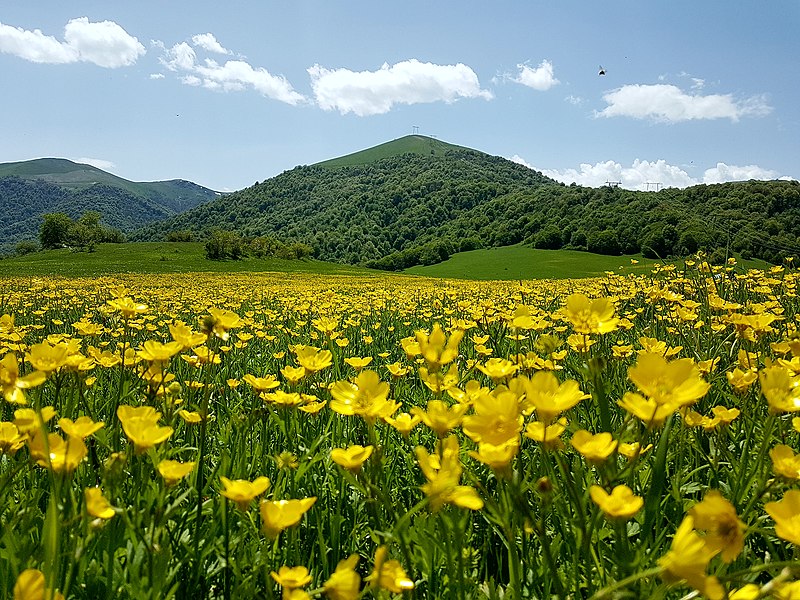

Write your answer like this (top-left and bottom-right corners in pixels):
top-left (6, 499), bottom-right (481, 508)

top-left (1, 1), bottom-right (797, 191)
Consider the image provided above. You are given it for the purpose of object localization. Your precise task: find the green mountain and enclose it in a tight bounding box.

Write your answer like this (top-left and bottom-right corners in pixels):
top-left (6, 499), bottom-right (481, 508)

top-left (0, 158), bottom-right (219, 252)
top-left (134, 135), bottom-right (800, 268)
top-left (316, 135), bottom-right (470, 167)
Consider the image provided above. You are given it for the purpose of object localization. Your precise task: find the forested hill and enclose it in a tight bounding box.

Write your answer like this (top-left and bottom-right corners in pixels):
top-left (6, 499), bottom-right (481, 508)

top-left (134, 136), bottom-right (800, 268)
top-left (133, 142), bottom-right (557, 263)
top-left (0, 158), bottom-right (219, 251)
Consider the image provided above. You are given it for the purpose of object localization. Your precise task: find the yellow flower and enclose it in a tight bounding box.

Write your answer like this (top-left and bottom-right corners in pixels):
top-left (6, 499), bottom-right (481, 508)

top-left (137, 340), bottom-right (183, 364)
top-left (658, 516), bottom-right (723, 600)
top-left (385, 362), bottom-right (410, 378)
top-left (13, 406), bottom-right (56, 434)
top-left (477, 358), bottom-right (518, 381)
top-left (617, 442), bottom-right (652, 460)
top-left (570, 430), bottom-right (617, 463)
top-left (415, 323), bottom-right (463, 371)
top-left (628, 353), bottom-right (710, 409)
top-left (260, 497), bottom-right (317, 538)
top-left (116, 405), bottom-right (173, 454)
top-left (203, 307), bottom-right (241, 341)
top-left (524, 418), bottom-right (567, 450)
top-left (771, 444), bottom-right (800, 480)
top-left (344, 356), bottom-right (373, 371)
top-left (158, 460), bottom-right (196, 487)
top-left (295, 346), bottom-right (333, 373)
top-left (178, 410), bottom-right (204, 424)
top-left (462, 389), bottom-right (522, 446)
top-left (759, 365), bottom-right (800, 413)
top-left (28, 432), bottom-right (87, 474)
top-left (728, 584), bottom-right (761, 600)
top-left (107, 296), bottom-right (148, 319)
top-left (726, 368), bottom-right (758, 394)
top-left (384, 412), bottom-right (421, 436)
top-left (618, 392), bottom-right (675, 428)
top-left (262, 390), bottom-right (304, 407)
top-left (689, 490), bottom-right (746, 562)
top-left (562, 294), bottom-right (618, 335)
top-left (58, 416), bottom-right (104, 439)
top-left (281, 365), bottom-right (306, 384)
top-left (418, 365), bottom-right (460, 393)
top-left (85, 487), bottom-right (115, 520)
top-left (367, 546), bottom-right (414, 593)
top-left (270, 565), bottom-right (312, 589)
top-left (0, 353), bottom-right (46, 404)
top-left (330, 371), bottom-right (398, 423)
top-left (415, 435), bottom-right (483, 511)
top-left (25, 340), bottom-right (69, 374)
top-left (589, 485), bottom-right (643, 520)
top-left (13, 568), bottom-right (65, 600)
top-left (0, 422), bottom-right (25, 455)
top-left (331, 445), bottom-right (374, 472)
top-left (468, 441), bottom-right (518, 470)
top-left (220, 476), bottom-right (271, 511)
top-left (323, 554), bottom-right (361, 600)
top-left (243, 373), bottom-right (281, 392)
top-left (765, 490), bottom-right (800, 546)
top-left (411, 400), bottom-right (469, 437)
top-left (169, 322), bottom-right (207, 349)
top-left (774, 581), bottom-right (800, 600)
top-left (518, 371), bottom-right (589, 422)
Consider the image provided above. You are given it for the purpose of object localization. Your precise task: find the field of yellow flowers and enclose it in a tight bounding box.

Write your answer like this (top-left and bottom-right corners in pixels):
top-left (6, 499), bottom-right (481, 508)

top-left (0, 260), bottom-right (798, 599)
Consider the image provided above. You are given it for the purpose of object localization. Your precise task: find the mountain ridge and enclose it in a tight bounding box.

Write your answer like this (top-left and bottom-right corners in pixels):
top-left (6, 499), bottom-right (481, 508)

top-left (0, 158), bottom-right (219, 252)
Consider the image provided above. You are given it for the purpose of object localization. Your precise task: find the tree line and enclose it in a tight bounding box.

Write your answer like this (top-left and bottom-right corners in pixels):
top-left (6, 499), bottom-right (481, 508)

top-left (133, 149), bottom-right (800, 269)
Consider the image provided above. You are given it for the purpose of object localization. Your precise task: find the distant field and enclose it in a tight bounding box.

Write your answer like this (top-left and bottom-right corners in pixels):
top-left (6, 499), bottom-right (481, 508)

top-left (404, 245), bottom-right (770, 279)
top-left (0, 242), bottom-right (371, 278)
top-left (0, 242), bottom-right (771, 280)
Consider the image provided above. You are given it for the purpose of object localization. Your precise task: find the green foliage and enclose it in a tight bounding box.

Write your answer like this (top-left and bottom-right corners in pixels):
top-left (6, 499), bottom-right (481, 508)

top-left (205, 229), bottom-right (247, 260)
top-left (134, 138), bottom-right (800, 270)
top-left (14, 240), bottom-right (38, 256)
top-left (38, 211), bottom-right (126, 253)
top-left (39, 212), bottom-right (73, 249)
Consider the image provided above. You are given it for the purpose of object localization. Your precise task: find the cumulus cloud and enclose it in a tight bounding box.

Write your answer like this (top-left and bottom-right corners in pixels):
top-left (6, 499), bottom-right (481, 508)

top-left (149, 72), bottom-right (165, 80)
top-left (158, 40), bottom-right (306, 105)
top-left (191, 33), bottom-right (230, 55)
top-left (596, 84), bottom-right (772, 122)
top-left (74, 157), bottom-right (116, 170)
top-left (512, 60), bottom-right (559, 91)
top-left (0, 17), bottom-right (144, 67)
top-left (511, 156), bottom-right (792, 190)
top-left (308, 59), bottom-right (493, 116)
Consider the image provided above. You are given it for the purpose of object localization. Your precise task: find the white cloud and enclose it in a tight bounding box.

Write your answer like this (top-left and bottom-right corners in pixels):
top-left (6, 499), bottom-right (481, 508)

top-left (513, 60), bottom-right (559, 91)
top-left (191, 33), bottom-right (230, 55)
top-left (158, 41), bottom-right (305, 105)
top-left (63, 17), bottom-right (145, 68)
top-left (511, 156), bottom-right (792, 190)
top-left (565, 95), bottom-right (584, 106)
top-left (596, 84), bottom-right (772, 122)
top-left (74, 157), bottom-right (116, 171)
top-left (149, 72), bottom-right (164, 80)
top-left (509, 155), bottom-right (533, 169)
top-left (0, 17), bottom-right (144, 67)
top-left (0, 22), bottom-right (78, 64)
top-left (702, 163), bottom-right (779, 184)
top-left (308, 59), bottom-right (493, 116)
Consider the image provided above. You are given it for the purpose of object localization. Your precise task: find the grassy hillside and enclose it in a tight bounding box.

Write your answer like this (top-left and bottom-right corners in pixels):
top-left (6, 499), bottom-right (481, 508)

top-left (0, 242), bottom-right (370, 278)
top-left (0, 158), bottom-right (218, 210)
top-left (404, 245), bottom-right (771, 279)
top-left (316, 135), bottom-right (470, 167)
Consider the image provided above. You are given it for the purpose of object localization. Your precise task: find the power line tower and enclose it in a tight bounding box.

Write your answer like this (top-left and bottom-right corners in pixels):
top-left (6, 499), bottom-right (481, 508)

top-left (645, 182), bottom-right (663, 192)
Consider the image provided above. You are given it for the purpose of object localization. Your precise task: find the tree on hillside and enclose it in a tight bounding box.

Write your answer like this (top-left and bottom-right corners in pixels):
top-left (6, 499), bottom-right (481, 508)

top-left (39, 212), bottom-right (73, 249)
